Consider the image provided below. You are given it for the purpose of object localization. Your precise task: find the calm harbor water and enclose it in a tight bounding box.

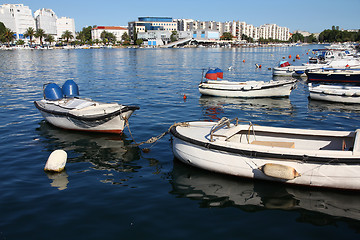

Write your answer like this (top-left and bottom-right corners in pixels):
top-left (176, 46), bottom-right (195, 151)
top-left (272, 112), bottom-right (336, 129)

top-left (1, 46), bottom-right (360, 239)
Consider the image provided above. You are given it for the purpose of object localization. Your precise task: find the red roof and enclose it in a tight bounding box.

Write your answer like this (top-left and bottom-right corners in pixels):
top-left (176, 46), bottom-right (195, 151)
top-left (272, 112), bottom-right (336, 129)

top-left (93, 26), bottom-right (127, 30)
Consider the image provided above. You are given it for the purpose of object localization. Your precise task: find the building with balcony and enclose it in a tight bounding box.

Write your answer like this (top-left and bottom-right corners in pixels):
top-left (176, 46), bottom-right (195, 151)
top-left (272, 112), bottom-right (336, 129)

top-left (56, 17), bottom-right (76, 40)
top-left (34, 8), bottom-right (57, 37)
top-left (0, 3), bottom-right (36, 40)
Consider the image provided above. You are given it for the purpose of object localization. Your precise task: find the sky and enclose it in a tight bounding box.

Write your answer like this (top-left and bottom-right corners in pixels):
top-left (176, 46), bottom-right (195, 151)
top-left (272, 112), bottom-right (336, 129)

top-left (2, 0), bottom-right (360, 33)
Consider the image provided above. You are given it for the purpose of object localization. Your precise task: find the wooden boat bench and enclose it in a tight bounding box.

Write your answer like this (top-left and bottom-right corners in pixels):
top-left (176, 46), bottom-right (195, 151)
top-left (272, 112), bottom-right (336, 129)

top-left (251, 140), bottom-right (295, 148)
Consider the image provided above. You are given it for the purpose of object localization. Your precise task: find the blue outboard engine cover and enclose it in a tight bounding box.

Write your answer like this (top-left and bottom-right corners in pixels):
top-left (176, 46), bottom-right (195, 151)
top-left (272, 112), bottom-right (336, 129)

top-left (62, 80), bottom-right (79, 98)
top-left (44, 83), bottom-right (63, 100)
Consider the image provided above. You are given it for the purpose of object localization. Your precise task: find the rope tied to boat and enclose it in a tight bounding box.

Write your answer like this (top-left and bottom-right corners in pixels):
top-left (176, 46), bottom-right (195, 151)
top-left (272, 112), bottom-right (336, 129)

top-left (125, 119), bottom-right (189, 152)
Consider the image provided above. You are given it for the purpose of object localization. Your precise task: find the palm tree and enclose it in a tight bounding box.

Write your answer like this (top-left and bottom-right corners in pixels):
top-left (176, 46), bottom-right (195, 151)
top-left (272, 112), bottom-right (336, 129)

top-left (3, 28), bottom-right (16, 46)
top-left (61, 30), bottom-right (74, 44)
top-left (35, 28), bottom-right (46, 46)
top-left (45, 34), bottom-right (55, 46)
top-left (24, 27), bottom-right (35, 46)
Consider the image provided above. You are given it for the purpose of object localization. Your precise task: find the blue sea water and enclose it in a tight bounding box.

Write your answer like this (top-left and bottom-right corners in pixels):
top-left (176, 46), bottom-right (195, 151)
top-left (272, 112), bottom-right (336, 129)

top-left (1, 46), bottom-right (360, 239)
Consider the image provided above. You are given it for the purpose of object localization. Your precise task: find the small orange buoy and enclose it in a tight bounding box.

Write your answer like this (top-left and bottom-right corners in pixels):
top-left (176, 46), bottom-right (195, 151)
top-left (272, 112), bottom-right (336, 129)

top-left (259, 65), bottom-right (262, 68)
top-left (243, 59), bottom-right (245, 63)
top-left (288, 55), bottom-right (291, 59)
top-left (183, 94), bottom-right (187, 100)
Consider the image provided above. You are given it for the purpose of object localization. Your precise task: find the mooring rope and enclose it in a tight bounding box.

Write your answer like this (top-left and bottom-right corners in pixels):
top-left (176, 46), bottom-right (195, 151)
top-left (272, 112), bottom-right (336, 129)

top-left (125, 118), bottom-right (189, 152)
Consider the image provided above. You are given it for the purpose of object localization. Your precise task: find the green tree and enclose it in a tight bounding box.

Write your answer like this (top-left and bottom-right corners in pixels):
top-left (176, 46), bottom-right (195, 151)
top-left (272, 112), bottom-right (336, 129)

top-left (16, 39), bottom-right (25, 45)
top-left (77, 25), bottom-right (94, 44)
top-left (3, 28), bottom-right (16, 46)
top-left (290, 33), bottom-right (304, 43)
top-left (100, 30), bottom-right (116, 44)
top-left (61, 30), bottom-right (74, 44)
top-left (24, 27), bottom-right (35, 45)
top-left (170, 30), bottom-right (178, 42)
top-left (45, 34), bottom-right (55, 46)
top-left (220, 32), bottom-right (233, 40)
top-left (35, 28), bottom-right (46, 46)
top-left (121, 32), bottom-right (130, 42)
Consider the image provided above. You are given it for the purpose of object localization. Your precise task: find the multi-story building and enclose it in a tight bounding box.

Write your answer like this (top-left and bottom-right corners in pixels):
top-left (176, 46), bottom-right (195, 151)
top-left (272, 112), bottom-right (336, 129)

top-left (91, 26), bottom-right (128, 42)
top-left (128, 17), bottom-right (177, 40)
top-left (0, 3), bottom-right (36, 40)
top-left (56, 17), bottom-right (76, 40)
top-left (0, 4), bottom-right (75, 42)
top-left (34, 8), bottom-right (57, 37)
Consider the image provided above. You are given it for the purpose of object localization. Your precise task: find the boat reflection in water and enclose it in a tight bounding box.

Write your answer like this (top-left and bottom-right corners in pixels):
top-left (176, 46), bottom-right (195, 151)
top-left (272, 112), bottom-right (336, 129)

top-left (199, 95), bottom-right (294, 121)
top-left (170, 160), bottom-right (360, 224)
top-left (308, 99), bottom-right (360, 114)
top-left (36, 121), bottom-right (142, 190)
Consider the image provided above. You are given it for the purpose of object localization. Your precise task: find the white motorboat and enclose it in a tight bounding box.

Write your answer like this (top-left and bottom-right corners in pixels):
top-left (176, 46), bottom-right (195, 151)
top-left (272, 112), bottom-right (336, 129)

top-left (306, 68), bottom-right (360, 83)
top-left (34, 80), bottom-right (139, 134)
top-left (273, 49), bottom-right (360, 77)
top-left (170, 117), bottom-right (360, 190)
top-left (199, 68), bottom-right (297, 98)
top-left (308, 83), bottom-right (360, 104)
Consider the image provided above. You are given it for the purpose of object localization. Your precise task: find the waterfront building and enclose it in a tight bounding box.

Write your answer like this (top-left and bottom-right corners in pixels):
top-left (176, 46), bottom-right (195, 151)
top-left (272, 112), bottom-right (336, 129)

top-left (56, 17), bottom-right (76, 40)
top-left (34, 8), bottom-right (57, 37)
top-left (175, 19), bottom-right (194, 31)
top-left (128, 17), bottom-right (177, 40)
top-left (91, 26), bottom-right (128, 42)
top-left (0, 3), bottom-right (36, 40)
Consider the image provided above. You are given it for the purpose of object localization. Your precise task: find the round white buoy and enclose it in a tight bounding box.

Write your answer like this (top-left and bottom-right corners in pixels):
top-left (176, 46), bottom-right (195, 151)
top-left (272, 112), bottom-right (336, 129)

top-left (44, 150), bottom-right (67, 172)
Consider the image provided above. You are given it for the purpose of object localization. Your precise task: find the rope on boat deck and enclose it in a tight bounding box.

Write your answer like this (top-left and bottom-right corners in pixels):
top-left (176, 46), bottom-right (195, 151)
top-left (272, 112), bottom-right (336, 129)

top-left (124, 118), bottom-right (189, 153)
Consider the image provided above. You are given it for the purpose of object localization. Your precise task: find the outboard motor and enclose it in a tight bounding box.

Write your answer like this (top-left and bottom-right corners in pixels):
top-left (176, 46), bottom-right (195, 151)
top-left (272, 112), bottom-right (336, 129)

top-left (44, 83), bottom-right (63, 100)
top-left (214, 68), bottom-right (223, 79)
top-left (205, 69), bottom-right (218, 80)
top-left (62, 80), bottom-right (79, 98)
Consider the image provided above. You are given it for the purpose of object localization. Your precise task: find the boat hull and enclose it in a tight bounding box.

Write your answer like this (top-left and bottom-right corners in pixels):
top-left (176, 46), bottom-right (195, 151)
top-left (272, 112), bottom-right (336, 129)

top-left (170, 121), bottom-right (360, 190)
top-left (306, 70), bottom-right (360, 83)
top-left (198, 80), bottom-right (296, 98)
top-left (34, 100), bottom-right (139, 134)
top-left (309, 84), bottom-right (360, 104)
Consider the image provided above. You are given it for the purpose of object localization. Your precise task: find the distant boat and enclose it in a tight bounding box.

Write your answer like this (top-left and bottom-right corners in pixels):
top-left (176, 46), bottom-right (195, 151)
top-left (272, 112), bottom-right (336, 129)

top-left (273, 49), bottom-right (360, 77)
top-left (170, 117), bottom-right (360, 190)
top-left (306, 68), bottom-right (360, 83)
top-left (34, 80), bottom-right (139, 134)
top-left (308, 83), bottom-right (360, 104)
top-left (199, 68), bottom-right (297, 98)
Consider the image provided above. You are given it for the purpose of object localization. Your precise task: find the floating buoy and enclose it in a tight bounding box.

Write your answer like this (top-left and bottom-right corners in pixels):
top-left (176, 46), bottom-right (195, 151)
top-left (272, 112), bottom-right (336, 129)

top-left (261, 163), bottom-right (300, 180)
top-left (44, 150), bottom-right (67, 172)
top-left (288, 55), bottom-right (292, 59)
top-left (268, 68), bottom-right (272, 70)
top-left (243, 59), bottom-right (246, 63)
top-left (255, 64), bottom-right (262, 68)
top-left (183, 94), bottom-right (187, 100)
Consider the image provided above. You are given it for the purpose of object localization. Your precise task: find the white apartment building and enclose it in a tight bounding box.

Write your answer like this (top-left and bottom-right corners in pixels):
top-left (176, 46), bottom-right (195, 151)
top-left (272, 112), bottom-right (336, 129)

top-left (176, 19), bottom-right (290, 42)
top-left (0, 3), bottom-right (36, 40)
top-left (91, 26), bottom-right (128, 42)
top-left (56, 17), bottom-right (75, 40)
top-left (34, 8), bottom-right (57, 36)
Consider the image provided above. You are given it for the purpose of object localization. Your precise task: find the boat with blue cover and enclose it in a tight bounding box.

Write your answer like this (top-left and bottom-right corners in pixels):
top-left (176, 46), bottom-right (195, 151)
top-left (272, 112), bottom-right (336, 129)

top-left (34, 80), bottom-right (139, 134)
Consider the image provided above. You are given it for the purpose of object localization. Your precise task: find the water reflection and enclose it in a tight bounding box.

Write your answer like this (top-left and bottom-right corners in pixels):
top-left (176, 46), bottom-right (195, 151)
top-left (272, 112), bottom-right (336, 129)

top-left (36, 121), bottom-right (143, 188)
top-left (170, 160), bottom-right (360, 224)
top-left (45, 171), bottom-right (69, 191)
top-left (308, 99), bottom-right (360, 113)
top-left (199, 95), bottom-right (294, 121)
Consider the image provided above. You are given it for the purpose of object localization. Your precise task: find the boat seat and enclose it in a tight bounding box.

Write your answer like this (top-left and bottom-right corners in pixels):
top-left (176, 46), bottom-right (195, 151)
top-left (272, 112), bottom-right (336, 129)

top-left (251, 140), bottom-right (295, 148)
top-left (223, 125), bottom-right (249, 140)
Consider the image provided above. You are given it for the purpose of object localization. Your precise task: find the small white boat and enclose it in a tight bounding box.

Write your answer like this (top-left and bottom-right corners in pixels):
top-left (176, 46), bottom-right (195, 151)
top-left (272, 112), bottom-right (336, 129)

top-left (199, 68), bottom-right (296, 98)
top-left (170, 117), bottom-right (360, 190)
top-left (308, 83), bottom-right (360, 104)
top-left (34, 81), bottom-right (139, 134)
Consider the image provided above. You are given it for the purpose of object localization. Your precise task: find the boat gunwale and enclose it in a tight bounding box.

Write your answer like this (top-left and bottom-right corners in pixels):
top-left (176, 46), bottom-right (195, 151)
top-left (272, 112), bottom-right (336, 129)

top-left (34, 100), bottom-right (140, 122)
top-left (199, 79), bottom-right (296, 92)
top-left (170, 123), bottom-right (360, 165)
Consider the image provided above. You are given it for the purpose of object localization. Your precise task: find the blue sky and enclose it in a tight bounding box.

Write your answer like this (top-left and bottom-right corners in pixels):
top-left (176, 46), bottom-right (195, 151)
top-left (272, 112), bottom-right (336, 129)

top-left (2, 0), bottom-right (359, 33)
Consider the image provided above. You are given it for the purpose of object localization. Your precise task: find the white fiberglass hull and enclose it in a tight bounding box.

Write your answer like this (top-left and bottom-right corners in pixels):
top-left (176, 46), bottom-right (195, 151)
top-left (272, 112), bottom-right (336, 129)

top-left (308, 84), bottom-right (360, 104)
top-left (170, 120), bottom-right (360, 190)
top-left (198, 79), bottom-right (296, 98)
top-left (35, 98), bottom-right (139, 134)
